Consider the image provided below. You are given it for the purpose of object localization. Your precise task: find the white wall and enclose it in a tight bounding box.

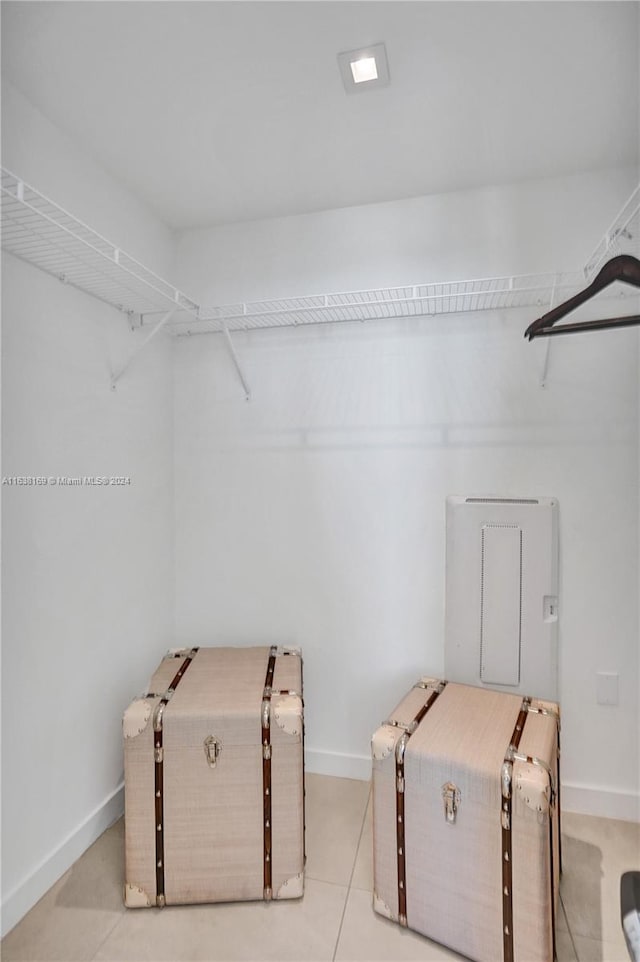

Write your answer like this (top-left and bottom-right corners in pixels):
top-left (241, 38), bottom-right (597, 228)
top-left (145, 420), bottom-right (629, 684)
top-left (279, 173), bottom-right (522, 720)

top-left (1, 83), bottom-right (176, 934)
top-left (173, 168), bottom-right (640, 818)
top-left (1, 76), bottom-right (638, 938)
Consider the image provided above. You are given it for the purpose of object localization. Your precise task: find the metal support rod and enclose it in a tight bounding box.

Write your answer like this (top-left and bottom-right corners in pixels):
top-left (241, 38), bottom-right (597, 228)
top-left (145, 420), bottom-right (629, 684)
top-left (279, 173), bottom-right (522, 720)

top-left (540, 281), bottom-right (556, 388)
top-left (221, 320), bottom-right (251, 400)
top-left (111, 309), bottom-right (175, 390)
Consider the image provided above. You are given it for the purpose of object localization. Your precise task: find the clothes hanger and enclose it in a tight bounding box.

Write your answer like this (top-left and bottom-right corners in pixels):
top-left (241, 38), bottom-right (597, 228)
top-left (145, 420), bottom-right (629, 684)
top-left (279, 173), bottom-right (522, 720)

top-left (524, 253), bottom-right (640, 340)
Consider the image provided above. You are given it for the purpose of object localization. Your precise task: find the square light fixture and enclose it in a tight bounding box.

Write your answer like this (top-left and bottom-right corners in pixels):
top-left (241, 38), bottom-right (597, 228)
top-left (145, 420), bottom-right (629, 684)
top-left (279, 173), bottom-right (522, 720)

top-left (351, 57), bottom-right (378, 84)
top-left (338, 43), bottom-right (390, 94)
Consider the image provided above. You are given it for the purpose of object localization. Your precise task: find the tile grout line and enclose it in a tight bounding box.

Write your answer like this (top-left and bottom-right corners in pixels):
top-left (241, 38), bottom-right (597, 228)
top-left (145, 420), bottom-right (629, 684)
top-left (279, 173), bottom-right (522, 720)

top-left (331, 783), bottom-right (372, 962)
top-left (560, 893), bottom-right (581, 962)
top-left (88, 907), bottom-right (129, 962)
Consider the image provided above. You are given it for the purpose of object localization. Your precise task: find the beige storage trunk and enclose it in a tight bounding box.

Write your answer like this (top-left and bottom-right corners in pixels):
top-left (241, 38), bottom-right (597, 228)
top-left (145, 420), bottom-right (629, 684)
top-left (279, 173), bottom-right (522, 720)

top-left (372, 679), bottom-right (560, 962)
top-left (123, 646), bottom-right (304, 908)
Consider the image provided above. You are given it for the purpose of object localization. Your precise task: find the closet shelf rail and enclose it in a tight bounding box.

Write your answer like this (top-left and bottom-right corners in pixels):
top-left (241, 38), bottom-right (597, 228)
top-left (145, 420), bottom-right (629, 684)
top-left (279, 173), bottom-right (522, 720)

top-left (171, 273), bottom-right (585, 335)
top-left (0, 167), bottom-right (200, 321)
top-left (2, 165), bottom-right (637, 339)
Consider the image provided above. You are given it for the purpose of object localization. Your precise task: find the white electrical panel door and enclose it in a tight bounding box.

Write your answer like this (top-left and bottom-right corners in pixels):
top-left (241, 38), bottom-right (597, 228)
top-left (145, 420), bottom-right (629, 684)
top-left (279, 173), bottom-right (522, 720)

top-left (445, 497), bottom-right (559, 702)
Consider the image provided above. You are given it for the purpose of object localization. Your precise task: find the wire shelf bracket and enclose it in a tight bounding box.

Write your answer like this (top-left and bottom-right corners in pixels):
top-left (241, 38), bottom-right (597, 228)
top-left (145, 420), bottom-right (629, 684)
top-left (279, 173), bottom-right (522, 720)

top-left (584, 184), bottom-right (640, 279)
top-left (111, 309), bottom-right (176, 390)
top-left (221, 321), bottom-right (251, 401)
top-left (1, 166), bottom-right (252, 398)
top-left (539, 279), bottom-right (557, 388)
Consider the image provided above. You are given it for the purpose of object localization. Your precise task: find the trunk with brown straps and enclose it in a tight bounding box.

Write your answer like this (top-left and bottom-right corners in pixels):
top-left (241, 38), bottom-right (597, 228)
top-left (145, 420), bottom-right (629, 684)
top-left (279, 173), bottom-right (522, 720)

top-left (372, 679), bottom-right (560, 962)
top-left (123, 646), bottom-right (305, 908)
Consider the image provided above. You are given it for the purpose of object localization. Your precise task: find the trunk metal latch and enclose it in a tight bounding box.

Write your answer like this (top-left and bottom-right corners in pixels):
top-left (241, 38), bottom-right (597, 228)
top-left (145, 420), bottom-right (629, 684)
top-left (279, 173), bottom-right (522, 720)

top-left (204, 736), bottom-right (222, 768)
top-left (442, 782), bottom-right (461, 823)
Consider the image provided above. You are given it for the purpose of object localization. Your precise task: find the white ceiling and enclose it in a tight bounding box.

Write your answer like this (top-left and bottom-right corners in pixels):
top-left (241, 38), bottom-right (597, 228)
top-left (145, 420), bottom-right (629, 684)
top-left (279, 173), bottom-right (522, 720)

top-left (2, 1), bottom-right (638, 230)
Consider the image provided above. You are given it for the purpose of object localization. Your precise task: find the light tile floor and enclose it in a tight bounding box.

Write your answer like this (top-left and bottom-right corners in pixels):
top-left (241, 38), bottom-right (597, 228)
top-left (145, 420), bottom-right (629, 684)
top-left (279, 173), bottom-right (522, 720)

top-left (2, 774), bottom-right (638, 961)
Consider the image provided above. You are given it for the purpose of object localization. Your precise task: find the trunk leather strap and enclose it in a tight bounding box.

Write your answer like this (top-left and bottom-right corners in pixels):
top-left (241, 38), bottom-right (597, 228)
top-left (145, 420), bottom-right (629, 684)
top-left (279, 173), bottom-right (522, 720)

top-left (501, 700), bottom-right (560, 962)
top-left (153, 649), bottom-right (198, 907)
top-left (548, 716), bottom-right (561, 962)
top-left (262, 647), bottom-right (277, 900)
top-left (394, 681), bottom-right (446, 926)
top-left (549, 788), bottom-right (558, 962)
top-left (501, 699), bottom-right (530, 962)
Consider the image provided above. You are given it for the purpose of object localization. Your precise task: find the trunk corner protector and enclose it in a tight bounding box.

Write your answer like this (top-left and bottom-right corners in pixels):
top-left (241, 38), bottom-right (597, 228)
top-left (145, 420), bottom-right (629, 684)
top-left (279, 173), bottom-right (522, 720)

top-left (373, 892), bottom-right (394, 921)
top-left (371, 724), bottom-right (398, 761)
top-left (276, 873), bottom-right (304, 899)
top-left (123, 699), bottom-right (152, 739)
top-left (276, 645), bottom-right (302, 657)
top-left (414, 677), bottom-right (446, 692)
top-left (273, 694), bottom-right (303, 736)
top-left (123, 883), bottom-right (152, 908)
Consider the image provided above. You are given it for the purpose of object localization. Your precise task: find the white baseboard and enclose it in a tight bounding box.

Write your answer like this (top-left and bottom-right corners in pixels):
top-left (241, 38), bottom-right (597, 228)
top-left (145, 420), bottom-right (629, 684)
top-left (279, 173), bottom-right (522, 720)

top-left (561, 781), bottom-right (639, 822)
top-left (305, 750), bottom-right (640, 823)
top-left (305, 747), bottom-right (371, 781)
top-left (1, 782), bottom-right (124, 939)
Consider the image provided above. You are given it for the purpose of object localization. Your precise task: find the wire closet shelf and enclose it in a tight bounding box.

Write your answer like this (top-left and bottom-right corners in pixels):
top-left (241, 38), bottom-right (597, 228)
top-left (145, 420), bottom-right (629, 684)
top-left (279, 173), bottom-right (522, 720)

top-left (2, 166), bottom-right (638, 336)
top-left (186, 273), bottom-right (584, 335)
top-left (0, 168), bottom-right (199, 321)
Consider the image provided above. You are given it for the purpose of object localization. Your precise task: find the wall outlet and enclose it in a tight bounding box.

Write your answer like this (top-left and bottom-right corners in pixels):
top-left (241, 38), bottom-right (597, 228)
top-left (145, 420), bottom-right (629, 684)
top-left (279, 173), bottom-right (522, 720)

top-left (596, 671), bottom-right (619, 706)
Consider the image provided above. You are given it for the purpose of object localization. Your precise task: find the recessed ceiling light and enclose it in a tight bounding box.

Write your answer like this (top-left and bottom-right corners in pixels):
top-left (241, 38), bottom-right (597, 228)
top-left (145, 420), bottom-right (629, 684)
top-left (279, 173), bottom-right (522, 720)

top-left (351, 57), bottom-right (378, 84)
top-left (338, 43), bottom-right (390, 94)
